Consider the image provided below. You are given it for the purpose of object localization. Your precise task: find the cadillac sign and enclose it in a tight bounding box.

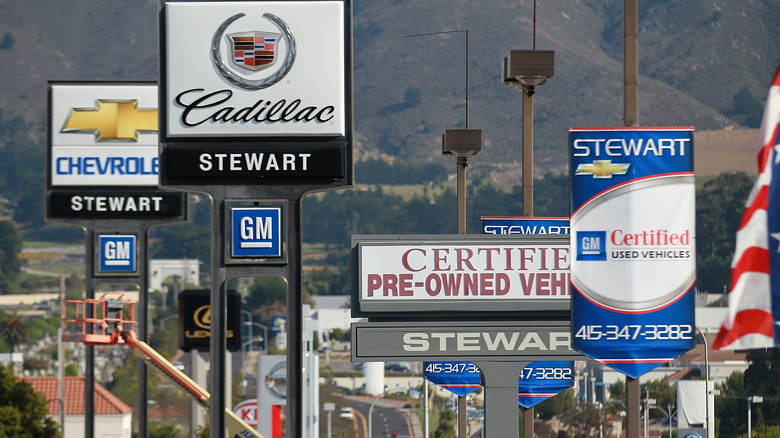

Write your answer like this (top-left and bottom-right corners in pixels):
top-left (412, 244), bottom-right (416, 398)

top-left (162, 1), bottom-right (347, 138)
top-left (160, 0), bottom-right (352, 187)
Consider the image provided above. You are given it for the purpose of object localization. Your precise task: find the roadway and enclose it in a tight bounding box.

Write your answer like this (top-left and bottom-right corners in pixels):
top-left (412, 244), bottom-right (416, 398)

top-left (345, 395), bottom-right (416, 438)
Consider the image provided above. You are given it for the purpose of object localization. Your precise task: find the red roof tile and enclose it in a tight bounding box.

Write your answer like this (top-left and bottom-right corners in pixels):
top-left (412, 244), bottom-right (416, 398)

top-left (21, 376), bottom-right (132, 415)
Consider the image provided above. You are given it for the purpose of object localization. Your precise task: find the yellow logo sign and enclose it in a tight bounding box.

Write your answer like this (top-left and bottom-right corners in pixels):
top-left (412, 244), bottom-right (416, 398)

top-left (575, 160), bottom-right (630, 178)
top-left (186, 305), bottom-right (234, 339)
top-left (193, 305), bottom-right (211, 329)
top-left (62, 100), bottom-right (158, 141)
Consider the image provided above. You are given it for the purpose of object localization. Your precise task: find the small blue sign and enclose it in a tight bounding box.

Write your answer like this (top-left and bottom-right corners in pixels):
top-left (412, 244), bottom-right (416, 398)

top-left (423, 361), bottom-right (481, 397)
top-left (231, 207), bottom-right (282, 258)
top-left (576, 231), bottom-right (606, 261)
top-left (270, 316), bottom-right (287, 333)
top-left (98, 234), bottom-right (137, 273)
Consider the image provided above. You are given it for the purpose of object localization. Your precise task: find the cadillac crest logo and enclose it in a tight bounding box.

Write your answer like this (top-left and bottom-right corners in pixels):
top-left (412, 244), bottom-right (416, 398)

top-left (228, 31), bottom-right (280, 72)
top-left (211, 12), bottom-right (296, 90)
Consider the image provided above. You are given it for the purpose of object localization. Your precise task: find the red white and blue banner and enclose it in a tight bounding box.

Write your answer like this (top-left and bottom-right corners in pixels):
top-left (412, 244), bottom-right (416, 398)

top-left (714, 67), bottom-right (780, 350)
top-left (570, 127), bottom-right (696, 378)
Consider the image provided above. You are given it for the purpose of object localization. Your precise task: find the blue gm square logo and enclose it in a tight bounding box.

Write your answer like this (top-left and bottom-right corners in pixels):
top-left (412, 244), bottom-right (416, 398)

top-left (99, 235), bottom-right (137, 273)
top-left (577, 231), bottom-right (606, 261)
top-left (231, 207), bottom-right (282, 258)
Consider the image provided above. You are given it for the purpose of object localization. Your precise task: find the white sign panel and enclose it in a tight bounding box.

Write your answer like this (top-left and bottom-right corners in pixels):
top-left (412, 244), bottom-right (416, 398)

top-left (49, 84), bottom-right (159, 187)
top-left (165, 1), bottom-right (346, 137)
top-left (354, 235), bottom-right (570, 314)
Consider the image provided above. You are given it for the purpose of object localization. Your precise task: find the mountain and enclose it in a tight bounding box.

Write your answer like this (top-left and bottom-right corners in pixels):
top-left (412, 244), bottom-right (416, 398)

top-left (0, 0), bottom-right (777, 192)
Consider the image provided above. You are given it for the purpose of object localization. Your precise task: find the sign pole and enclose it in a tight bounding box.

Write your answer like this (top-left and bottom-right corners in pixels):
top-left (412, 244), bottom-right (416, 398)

top-left (473, 361), bottom-right (529, 437)
top-left (209, 197), bottom-right (229, 438)
top-left (84, 229), bottom-right (95, 438)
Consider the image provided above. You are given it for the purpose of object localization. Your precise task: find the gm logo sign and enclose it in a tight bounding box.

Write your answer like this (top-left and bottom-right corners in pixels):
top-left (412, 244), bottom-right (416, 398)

top-left (231, 207), bottom-right (282, 258)
top-left (98, 234), bottom-right (137, 274)
top-left (576, 231), bottom-right (606, 261)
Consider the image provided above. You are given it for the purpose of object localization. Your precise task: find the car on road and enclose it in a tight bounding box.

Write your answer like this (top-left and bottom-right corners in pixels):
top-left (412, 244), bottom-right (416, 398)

top-left (339, 407), bottom-right (354, 419)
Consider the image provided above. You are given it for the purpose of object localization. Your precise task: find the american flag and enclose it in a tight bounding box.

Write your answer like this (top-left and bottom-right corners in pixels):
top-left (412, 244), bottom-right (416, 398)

top-left (713, 66), bottom-right (780, 350)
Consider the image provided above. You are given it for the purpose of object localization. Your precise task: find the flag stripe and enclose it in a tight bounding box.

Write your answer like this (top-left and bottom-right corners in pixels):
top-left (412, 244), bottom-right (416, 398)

top-left (730, 247), bottom-right (770, 291)
top-left (714, 65), bottom-right (780, 350)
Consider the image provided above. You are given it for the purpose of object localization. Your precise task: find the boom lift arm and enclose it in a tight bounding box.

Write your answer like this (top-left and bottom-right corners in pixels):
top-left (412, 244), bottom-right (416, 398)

top-left (62, 296), bottom-right (263, 438)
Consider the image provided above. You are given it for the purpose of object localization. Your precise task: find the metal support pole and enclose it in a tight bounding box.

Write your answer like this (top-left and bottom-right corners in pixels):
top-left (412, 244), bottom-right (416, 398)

top-left (458, 395), bottom-right (467, 438)
top-left (84, 229), bottom-right (95, 438)
top-left (137, 227), bottom-right (151, 438)
top-left (627, 378), bottom-right (641, 438)
top-left (624, 0), bottom-right (639, 126)
top-left (524, 407), bottom-right (535, 438)
top-left (287, 198), bottom-right (305, 438)
top-left (474, 361), bottom-right (528, 437)
top-left (457, 156), bottom-right (468, 234)
top-left (522, 90), bottom-right (534, 217)
top-left (424, 379), bottom-right (429, 438)
top-left (624, 1), bottom-right (640, 437)
top-left (209, 198), bottom-right (228, 438)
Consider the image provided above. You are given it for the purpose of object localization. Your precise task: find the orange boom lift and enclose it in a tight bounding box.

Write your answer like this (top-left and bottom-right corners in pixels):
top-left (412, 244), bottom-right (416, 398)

top-left (61, 295), bottom-right (263, 438)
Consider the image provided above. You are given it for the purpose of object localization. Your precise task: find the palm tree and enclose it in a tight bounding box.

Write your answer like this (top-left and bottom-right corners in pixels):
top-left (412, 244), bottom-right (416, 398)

top-left (0, 311), bottom-right (27, 352)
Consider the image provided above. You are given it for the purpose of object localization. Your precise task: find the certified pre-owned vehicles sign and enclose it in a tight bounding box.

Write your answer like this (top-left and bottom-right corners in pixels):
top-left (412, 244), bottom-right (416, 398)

top-left (353, 235), bottom-right (570, 315)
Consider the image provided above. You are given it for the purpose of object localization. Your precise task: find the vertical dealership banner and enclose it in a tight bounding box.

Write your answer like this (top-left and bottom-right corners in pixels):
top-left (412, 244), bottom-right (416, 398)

top-left (569, 127), bottom-right (696, 378)
top-left (482, 218), bottom-right (574, 407)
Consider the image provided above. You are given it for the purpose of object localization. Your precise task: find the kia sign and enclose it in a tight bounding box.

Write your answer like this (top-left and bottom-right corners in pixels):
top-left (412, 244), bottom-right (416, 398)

top-left (352, 235), bottom-right (570, 315)
top-left (569, 127), bottom-right (696, 378)
top-left (233, 399), bottom-right (258, 427)
top-left (163, 1), bottom-right (346, 137)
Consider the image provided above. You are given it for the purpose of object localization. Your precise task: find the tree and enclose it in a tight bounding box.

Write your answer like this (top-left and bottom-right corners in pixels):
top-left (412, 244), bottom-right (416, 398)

top-left (434, 410), bottom-right (456, 438)
top-left (715, 371), bottom-right (747, 438)
top-left (0, 220), bottom-right (23, 293)
top-left (536, 388), bottom-right (578, 420)
top-left (0, 365), bottom-right (61, 437)
top-left (695, 172), bottom-right (754, 293)
top-left (743, 349), bottom-right (780, 429)
top-left (560, 403), bottom-right (607, 438)
top-left (0, 311), bottom-right (27, 352)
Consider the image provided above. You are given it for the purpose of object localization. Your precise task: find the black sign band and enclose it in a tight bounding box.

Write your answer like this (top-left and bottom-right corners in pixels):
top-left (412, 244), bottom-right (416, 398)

top-left (162, 143), bottom-right (345, 185)
top-left (48, 190), bottom-right (186, 220)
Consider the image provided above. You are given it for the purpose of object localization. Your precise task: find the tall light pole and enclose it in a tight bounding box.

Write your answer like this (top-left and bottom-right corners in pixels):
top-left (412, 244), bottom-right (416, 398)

top-left (502, 50), bottom-right (554, 217)
top-left (502, 49), bottom-right (554, 438)
top-left (404, 29), bottom-right (479, 438)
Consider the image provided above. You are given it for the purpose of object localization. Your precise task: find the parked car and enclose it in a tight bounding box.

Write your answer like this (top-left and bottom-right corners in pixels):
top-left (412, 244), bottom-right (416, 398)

top-left (385, 362), bottom-right (411, 372)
